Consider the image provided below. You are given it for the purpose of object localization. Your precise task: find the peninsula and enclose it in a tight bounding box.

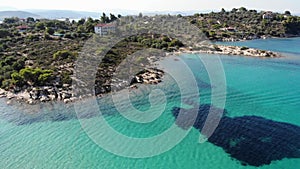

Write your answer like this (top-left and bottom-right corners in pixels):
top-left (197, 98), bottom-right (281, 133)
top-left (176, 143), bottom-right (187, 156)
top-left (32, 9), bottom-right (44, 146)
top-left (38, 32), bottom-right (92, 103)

top-left (0, 7), bottom-right (299, 104)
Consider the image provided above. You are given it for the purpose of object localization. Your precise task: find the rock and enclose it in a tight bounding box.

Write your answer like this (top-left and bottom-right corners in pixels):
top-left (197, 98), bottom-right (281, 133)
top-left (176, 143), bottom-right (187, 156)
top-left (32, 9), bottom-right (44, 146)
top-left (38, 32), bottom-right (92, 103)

top-left (48, 95), bottom-right (56, 101)
top-left (40, 95), bottom-right (50, 102)
top-left (70, 97), bottom-right (77, 102)
top-left (25, 60), bottom-right (34, 67)
top-left (58, 92), bottom-right (63, 100)
top-left (135, 76), bottom-right (142, 83)
top-left (0, 89), bottom-right (6, 98)
top-left (13, 86), bottom-right (22, 92)
top-left (62, 92), bottom-right (72, 99)
top-left (30, 89), bottom-right (40, 100)
top-left (63, 84), bottom-right (70, 88)
top-left (130, 84), bottom-right (138, 89)
top-left (16, 91), bottom-right (31, 101)
top-left (63, 99), bottom-right (71, 104)
top-left (26, 99), bottom-right (35, 105)
top-left (7, 92), bottom-right (15, 99)
top-left (47, 88), bottom-right (54, 93)
top-left (0, 89), bottom-right (6, 95)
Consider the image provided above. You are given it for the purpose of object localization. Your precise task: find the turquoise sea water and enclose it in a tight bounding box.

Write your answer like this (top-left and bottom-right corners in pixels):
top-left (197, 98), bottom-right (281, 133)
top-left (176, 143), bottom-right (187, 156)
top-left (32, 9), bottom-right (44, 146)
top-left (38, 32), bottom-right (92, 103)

top-left (1, 38), bottom-right (300, 169)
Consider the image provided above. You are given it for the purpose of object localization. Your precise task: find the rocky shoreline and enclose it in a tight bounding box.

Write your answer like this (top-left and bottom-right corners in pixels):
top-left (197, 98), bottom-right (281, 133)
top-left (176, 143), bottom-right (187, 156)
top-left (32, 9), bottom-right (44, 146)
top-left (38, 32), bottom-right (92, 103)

top-left (1, 85), bottom-right (76, 105)
top-left (169, 44), bottom-right (281, 58)
top-left (0, 68), bottom-right (165, 105)
top-left (0, 43), bottom-right (281, 105)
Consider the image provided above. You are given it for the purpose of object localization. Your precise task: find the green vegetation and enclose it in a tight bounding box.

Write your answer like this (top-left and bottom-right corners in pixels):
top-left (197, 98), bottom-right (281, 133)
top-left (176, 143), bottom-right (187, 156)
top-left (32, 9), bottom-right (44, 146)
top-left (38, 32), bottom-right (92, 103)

top-left (1, 67), bottom-right (53, 90)
top-left (11, 68), bottom-right (53, 86)
top-left (53, 50), bottom-right (78, 62)
top-left (241, 46), bottom-right (249, 50)
top-left (0, 14), bottom-right (185, 94)
top-left (0, 56), bottom-right (25, 89)
top-left (0, 8), bottom-right (300, 96)
top-left (0, 29), bottom-right (11, 38)
top-left (185, 7), bottom-right (300, 40)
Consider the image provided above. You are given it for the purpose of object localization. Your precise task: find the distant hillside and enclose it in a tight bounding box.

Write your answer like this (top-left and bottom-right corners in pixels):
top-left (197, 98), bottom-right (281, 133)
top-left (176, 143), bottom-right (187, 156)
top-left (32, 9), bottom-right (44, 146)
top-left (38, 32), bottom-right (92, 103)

top-left (0, 9), bottom-right (211, 21)
top-left (26, 9), bottom-right (210, 19)
top-left (27, 10), bottom-right (100, 19)
top-left (185, 8), bottom-right (300, 41)
top-left (143, 10), bottom-right (212, 16)
top-left (0, 11), bottom-right (40, 20)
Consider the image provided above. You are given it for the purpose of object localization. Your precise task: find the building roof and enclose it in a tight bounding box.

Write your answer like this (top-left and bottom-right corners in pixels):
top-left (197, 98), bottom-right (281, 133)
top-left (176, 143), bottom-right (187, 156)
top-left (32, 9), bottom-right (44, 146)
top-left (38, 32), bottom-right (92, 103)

top-left (263, 11), bottom-right (275, 15)
top-left (16, 25), bottom-right (29, 29)
top-left (95, 23), bottom-right (115, 27)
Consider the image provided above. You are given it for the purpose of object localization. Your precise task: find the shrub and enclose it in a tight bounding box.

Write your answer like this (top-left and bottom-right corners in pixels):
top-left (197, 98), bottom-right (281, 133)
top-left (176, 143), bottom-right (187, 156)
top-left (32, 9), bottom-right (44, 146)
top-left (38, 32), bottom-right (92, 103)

top-left (38, 73), bottom-right (53, 85)
top-left (160, 42), bottom-right (169, 49)
top-left (61, 71), bottom-right (72, 84)
top-left (213, 45), bottom-right (222, 52)
top-left (0, 43), bottom-right (8, 52)
top-left (46, 27), bottom-right (55, 35)
top-left (53, 50), bottom-right (78, 61)
top-left (241, 46), bottom-right (249, 50)
top-left (12, 59), bottom-right (25, 71)
top-left (11, 68), bottom-right (55, 86)
top-left (35, 22), bottom-right (45, 30)
top-left (64, 33), bottom-right (73, 39)
top-left (169, 39), bottom-right (184, 48)
top-left (11, 72), bottom-right (25, 86)
top-left (141, 39), bottom-right (152, 47)
top-left (1, 79), bottom-right (13, 90)
top-left (162, 36), bottom-right (171, 42)
top-left (44, 33), bottom-right (52, 40)
top-left (0, 29), bottom-right (11, 38)
top-left (0, 56), bottom-right (15, 67)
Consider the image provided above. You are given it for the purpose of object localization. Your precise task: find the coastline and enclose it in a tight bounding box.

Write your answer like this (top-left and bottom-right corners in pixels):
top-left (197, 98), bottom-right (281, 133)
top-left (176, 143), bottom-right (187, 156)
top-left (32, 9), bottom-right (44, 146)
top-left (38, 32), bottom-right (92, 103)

top-left (169, 44), bottom-right (281, 58)
top-left (0, 38), bottom-right (286, 106)
top-left (0, 65), bottom-right (165, 106)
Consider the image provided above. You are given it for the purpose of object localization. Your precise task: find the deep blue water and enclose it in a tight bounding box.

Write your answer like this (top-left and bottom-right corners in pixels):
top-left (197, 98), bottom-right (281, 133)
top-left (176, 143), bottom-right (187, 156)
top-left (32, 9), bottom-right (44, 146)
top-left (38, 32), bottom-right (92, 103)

top-left (217, 37), bottom-right (300, 55)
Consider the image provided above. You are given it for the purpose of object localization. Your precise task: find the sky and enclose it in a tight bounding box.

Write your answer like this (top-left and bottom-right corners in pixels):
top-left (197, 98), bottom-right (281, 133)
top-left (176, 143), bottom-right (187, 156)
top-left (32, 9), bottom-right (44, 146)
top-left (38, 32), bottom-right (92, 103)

top-left (0, 0), bottom-right (299, 13)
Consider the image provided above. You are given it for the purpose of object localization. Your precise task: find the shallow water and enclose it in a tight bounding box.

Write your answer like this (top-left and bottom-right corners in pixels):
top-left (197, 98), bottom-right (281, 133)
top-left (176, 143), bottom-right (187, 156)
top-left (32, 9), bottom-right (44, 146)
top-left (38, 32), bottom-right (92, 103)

top-left (0, 38), bottom-right (300, 168)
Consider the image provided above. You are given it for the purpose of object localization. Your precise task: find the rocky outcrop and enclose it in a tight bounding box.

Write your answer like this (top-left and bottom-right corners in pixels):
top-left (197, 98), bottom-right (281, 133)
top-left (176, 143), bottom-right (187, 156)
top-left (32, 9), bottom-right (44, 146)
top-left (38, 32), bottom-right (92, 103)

top-left (1, 85), bottom-right (78, 105)
top-left (1, 66), bottom-right (165, 105)
top-left (0, 89), bottom-right (7, 98)
top-left (131, 68), bottom-right (164, 85)
top-left (172, 44), bottom-right (281, 58)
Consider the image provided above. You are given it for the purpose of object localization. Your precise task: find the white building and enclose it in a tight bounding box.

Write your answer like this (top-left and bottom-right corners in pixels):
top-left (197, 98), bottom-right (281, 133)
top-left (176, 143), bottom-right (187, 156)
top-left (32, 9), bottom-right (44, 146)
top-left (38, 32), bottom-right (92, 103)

top-left (263, 11), bottom-right (275, 20)
top-left (94, 24), bottom-right (116, 36)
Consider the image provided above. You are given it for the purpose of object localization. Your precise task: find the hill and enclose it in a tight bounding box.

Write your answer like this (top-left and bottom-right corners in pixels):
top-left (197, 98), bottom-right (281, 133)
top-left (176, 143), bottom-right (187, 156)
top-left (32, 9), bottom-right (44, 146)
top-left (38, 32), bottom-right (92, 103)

top-left (0, 11), bottom-right (40, 20)
top-left (185, 8), bottom-right (300, 41)
top-left (27, 10), bottom-right (100, 19)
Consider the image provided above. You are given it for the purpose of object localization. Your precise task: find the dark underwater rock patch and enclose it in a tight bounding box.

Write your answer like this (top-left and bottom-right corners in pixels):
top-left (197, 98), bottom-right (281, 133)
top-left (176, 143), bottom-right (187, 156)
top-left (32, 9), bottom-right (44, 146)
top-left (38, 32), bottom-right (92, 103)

top-left (172, 104), bottom-right (300, 167)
